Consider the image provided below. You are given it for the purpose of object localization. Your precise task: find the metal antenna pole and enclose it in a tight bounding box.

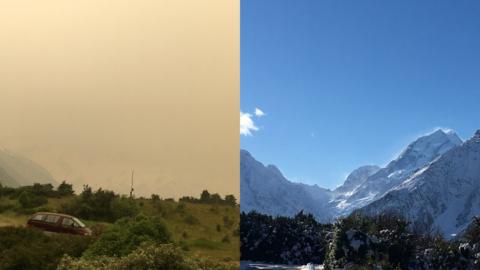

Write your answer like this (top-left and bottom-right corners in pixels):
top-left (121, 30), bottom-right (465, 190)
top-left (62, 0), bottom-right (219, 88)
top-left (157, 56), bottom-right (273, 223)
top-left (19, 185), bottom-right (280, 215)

top-left (130, 169), bottom-right (134, 199)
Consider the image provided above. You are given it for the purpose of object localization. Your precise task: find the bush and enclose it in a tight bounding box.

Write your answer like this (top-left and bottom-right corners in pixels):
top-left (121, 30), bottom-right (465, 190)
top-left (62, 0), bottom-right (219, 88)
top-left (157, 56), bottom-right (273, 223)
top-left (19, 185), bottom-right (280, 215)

top-left (57, 181), bottom-right (74, 196)
top-left (31, 183), bottom-right (56, 197)
top-left (61, 186), bottom-right (137, 222)
top-left (179, 191), bottom-right (237, 206)
top-left (18, 190), bottom-right (48, 209)
top-left (0, 183), bottom-right (16, 197)
top-left (0, 226), bottom-right (94, 270)
top-left (324, 212), bottom-right (417, 270)
top-left (241, 211), bottom-right (332, 265)
top-left (150, 194), bottom-right (160, 202)
top-left (110, 196), bottom-right (138, 221)
top-left (58, 243), bottom-right (238, 270)
top-left (224, 195), bottom-right (237, 206)
top-left (84, 214), bottom-right (172, 257)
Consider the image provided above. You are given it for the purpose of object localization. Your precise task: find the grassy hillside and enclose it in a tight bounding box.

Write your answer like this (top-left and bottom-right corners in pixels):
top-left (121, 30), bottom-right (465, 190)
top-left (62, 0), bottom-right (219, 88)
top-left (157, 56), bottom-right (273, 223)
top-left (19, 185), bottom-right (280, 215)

top-left (0, 183), bottom-right (239, 269)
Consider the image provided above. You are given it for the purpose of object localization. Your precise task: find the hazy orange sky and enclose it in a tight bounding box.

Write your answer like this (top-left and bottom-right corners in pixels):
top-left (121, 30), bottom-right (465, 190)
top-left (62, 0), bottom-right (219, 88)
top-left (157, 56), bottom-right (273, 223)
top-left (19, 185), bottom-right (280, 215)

top-left (0, 0), bottom-right (239, 198)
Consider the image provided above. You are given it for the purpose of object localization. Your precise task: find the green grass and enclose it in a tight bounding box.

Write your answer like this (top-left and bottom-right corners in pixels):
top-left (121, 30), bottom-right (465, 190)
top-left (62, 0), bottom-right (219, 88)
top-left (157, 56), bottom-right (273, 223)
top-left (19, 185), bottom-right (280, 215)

top-left (0, 196), bottom-right (239, 262)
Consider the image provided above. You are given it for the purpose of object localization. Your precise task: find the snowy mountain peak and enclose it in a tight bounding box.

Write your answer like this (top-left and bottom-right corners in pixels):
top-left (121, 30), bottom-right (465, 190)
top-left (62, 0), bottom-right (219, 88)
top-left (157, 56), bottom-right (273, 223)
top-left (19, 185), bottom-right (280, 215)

top-left (240, 129), bottom-right (477, 236)
top-left (334, 165), bottom-right (381, 195)
top-left (330, 129), bottom-right (463, 215)
top-left (361, 129), bottom-right (480, 237)
top-left (396, 129), bottom-right (462, 163)
top-left (240, 149), bottom-right (334, 221)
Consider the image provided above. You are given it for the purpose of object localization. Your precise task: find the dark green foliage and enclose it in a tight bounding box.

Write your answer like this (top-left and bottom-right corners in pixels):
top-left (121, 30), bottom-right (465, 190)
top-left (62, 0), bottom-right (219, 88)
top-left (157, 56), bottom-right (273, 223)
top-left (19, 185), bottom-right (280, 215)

top-left (110, 196), bottom-right (139, 221)
top-left (0, 226), bottom-right (94, 270)
top-left (57, 181), bottom-right (74, 196)
top-left (0, 183), bottom-right (16, 197)
top-left (241, 211), bottom-right (332, 265)
top-left (58, 243), bottom-right (238, 270)
top-left (326, 212), bottom-right (416, 269)
top-left (84, 214), bottom-right (172, 257)
top-left (324, 213), bottom-right (480, 269)
top-left (150, 194), bottom-right (160, 202)
top-left (61, 185), bottom-right (138, 222)
top-left (210, 193), bottom-right (222, 204)
top-left (200, 190), bottom-right (210, 202)
top-left (0, 182), bottom-right (75, 199)
top-left (31, 183), bottom-right (55, 197)
top-left (224, 194), bottom-right (237, 206)
top-left (18, 190), bottom-right (48, 208)
top-left (179, 190), bottom-right (237, 206)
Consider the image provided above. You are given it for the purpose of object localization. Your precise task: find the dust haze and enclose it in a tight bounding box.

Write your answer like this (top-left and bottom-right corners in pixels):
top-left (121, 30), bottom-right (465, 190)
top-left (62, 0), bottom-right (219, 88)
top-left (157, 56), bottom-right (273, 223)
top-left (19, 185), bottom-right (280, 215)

top-left (0, 0), bottom-right (239, 198)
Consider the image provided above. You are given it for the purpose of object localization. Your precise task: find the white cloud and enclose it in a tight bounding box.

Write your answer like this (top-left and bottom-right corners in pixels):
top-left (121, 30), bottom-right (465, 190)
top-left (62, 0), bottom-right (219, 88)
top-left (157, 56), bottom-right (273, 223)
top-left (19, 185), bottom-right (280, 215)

top-left (255, 107), bottom-right (265, 117)
top-left (240, 112), bottom-right (259, 136)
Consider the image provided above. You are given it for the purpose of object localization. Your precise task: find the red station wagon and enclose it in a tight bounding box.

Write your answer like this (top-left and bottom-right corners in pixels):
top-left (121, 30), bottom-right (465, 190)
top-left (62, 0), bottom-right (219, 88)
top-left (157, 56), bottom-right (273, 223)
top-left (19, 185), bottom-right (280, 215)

top-left (26, 212), bottom-right (92, 236)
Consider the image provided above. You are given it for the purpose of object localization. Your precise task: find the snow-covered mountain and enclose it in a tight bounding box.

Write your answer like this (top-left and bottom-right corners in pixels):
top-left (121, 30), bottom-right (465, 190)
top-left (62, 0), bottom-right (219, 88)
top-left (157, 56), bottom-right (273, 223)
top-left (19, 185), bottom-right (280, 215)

top-left (334, 165), bottom-right (381, 195)
top-left (240, 150), bottom-right (334, 221)
top-left (361, 130), bottom-right (480, 237)
top-left (0, 148), bottom-right (55, 187)
top-left (330, 129), bottom-right (463, 215)
top-left (241, 128), bottom-right (480, 236)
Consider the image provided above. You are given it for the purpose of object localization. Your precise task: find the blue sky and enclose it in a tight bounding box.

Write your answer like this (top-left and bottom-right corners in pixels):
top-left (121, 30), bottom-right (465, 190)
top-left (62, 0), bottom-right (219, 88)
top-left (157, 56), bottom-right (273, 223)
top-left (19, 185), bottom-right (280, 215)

top-left (240, 0), bottom-right (480, 189)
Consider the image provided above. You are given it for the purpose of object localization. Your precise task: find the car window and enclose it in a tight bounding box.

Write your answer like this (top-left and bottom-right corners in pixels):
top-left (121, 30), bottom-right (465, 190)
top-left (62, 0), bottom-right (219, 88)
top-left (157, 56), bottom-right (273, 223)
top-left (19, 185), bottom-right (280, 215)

top-left (44, 215), bottom-right (60, 224)
top-left (61, 218), bottom-right (74, 227)
top-left (32, 214), bottom-right (45, 221)
top-left (73, 217), bottom-right (86, 228)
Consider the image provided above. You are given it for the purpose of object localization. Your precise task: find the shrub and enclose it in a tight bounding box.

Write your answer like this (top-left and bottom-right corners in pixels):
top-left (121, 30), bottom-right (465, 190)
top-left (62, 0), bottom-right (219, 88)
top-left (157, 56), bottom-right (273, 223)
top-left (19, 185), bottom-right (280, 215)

top-left (241, 211), bottom-right (332, 265)
top-left (61, 186), bottom-right (137, 222)
top-left (31, 183), bottom-right (56, 197)
top-left (110, 196), bottom-right (138, 221)
top-left (58, 243), bottom-right (238, 270)
top-left (57, 181), bottom-right (74, 196)
top-left (0, 226), bottom-right (94, 270)
top-left (84, 214), bottom-right (172, 257)
top-left (150, 194), bottom-right (160, 202)
top-left (18, 190), bottom-right (48, 209)
top-left (180, 191), bottom-right (237, 206)
top-left (224, 195), bottom-right (237, 206)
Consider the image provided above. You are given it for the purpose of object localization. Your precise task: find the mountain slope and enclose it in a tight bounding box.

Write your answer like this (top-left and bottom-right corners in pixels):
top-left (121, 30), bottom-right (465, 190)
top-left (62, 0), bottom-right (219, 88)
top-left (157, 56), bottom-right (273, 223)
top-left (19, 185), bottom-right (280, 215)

top-left (361, 130), bottom-right (480, 237)
top-left (334, 165), bottom-right (381, 195)
top-left (240, 150), bottom-right (334, 221)
top-left (0, 149), bottom-right (55, 187)
top-left (331, 129), bottom-right (462, 215)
